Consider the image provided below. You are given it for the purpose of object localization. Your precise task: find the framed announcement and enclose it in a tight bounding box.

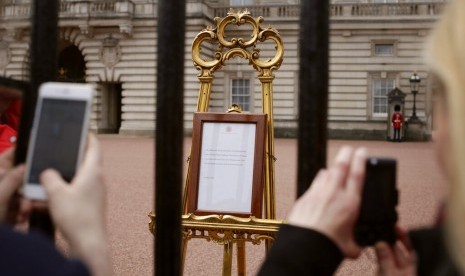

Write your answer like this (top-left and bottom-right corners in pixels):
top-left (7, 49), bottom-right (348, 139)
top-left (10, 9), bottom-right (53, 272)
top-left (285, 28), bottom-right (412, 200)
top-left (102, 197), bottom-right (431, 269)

top-left (187, 112), bottom-right (267, 218)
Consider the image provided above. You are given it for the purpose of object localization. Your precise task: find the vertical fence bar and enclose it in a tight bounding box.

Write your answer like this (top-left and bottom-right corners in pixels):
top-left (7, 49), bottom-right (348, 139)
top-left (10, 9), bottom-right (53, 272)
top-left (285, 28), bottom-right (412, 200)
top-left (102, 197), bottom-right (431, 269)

top-left (155, 0), bottom-right (186, 275)
top-left (297, 0), bottom-right (329, 197)
top-left (16, 0), bottom-right (59, 164)
top-left (24, 0), bottom-right (59, 239)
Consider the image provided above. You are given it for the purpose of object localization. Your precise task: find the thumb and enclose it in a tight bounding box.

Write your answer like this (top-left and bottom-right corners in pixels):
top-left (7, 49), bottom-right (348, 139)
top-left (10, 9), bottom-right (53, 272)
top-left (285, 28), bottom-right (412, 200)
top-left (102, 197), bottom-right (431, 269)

top-left (375, 242), bottom-right (397, 275)
top-left (40, 169), bottom-right (67, 196)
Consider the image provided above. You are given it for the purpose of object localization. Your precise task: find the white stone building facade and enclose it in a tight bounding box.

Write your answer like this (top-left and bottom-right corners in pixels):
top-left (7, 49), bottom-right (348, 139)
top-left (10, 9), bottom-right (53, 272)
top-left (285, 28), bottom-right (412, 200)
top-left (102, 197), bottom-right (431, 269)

top-left (0, 0), bottom-right (445, 138)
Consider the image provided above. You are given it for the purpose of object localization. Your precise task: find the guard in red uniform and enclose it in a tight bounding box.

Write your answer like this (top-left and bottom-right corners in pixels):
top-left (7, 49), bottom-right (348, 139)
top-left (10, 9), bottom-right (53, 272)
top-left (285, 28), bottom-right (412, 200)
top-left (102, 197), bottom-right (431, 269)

top-left (391, 105), bottom-right (403, 142)
top-left (0, 99), bottom-right (20, 153)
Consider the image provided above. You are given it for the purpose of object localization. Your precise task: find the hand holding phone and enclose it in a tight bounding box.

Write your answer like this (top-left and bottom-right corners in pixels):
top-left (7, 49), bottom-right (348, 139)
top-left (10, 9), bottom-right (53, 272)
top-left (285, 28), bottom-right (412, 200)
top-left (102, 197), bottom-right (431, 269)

top-left (23, 82), bottom-right (93, 201)
top-left (355, 158), bottom-right (398, 246)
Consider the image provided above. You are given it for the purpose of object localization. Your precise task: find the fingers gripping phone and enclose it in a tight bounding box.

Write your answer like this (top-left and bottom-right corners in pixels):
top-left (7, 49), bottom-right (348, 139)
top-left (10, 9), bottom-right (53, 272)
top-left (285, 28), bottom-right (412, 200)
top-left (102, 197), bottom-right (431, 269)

top-left (23, 82), bottom-right (93, 201)
top-left (355, 158), bottom-right (398, 246)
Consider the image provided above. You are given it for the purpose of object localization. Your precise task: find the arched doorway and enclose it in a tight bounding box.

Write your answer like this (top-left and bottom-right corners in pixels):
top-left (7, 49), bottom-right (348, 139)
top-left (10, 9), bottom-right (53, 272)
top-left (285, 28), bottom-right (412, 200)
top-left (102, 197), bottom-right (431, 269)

top-left (57, 44), bottom-right (85, 82)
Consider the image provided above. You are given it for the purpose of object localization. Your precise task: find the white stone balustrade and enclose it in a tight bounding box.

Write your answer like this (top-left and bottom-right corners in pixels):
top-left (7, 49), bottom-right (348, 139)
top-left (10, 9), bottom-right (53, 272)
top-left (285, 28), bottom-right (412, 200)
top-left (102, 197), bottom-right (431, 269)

top-left (337, 3), bottom-right (444, 17)
top-left (213, 2), bottom-right (444, 19)
top-left (0, 0), bottom-right (136, 21)
top-left (0, 3), bottom-right (30, 19)
top-left (0, 1), bottom-right (445, 22)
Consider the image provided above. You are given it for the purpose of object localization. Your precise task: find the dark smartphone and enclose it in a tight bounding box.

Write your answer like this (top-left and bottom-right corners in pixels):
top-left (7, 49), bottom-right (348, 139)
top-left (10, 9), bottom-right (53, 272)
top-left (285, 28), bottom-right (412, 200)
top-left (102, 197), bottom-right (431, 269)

top-left (354, 158), bottom-right (398, 246)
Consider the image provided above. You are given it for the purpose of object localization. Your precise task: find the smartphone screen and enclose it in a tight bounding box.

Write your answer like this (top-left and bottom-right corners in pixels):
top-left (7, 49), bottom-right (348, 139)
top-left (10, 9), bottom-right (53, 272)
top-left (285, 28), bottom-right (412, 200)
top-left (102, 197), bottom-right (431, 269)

top-left (355, 158), bottom-right (398, 246)
top-left (27, 98), bottom-right (87, 184)
top-left (360, 158), bottom-right (397, 222)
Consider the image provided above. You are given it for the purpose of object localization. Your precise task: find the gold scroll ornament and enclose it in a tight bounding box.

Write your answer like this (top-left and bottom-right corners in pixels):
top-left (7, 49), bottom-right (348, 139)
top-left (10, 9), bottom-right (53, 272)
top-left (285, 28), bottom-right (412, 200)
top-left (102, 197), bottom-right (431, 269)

top-left (149, 213), bottom-right (282, 246)
top-left (148, 212), bottom-right (284, 276)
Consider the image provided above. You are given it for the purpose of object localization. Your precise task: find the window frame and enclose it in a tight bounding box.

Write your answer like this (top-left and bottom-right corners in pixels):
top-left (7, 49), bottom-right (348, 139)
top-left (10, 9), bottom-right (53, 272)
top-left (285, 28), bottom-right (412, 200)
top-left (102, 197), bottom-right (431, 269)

top-left (372, 0), bottom-right (398, 3)
top-left (371, 40), bottom-right (397, 57)
top-left (368, 72), bottom-right (398, 120)
top-left (230, 0), bottom-right (254, 7)
top-left (230, 77), bottom-right (253, 112)
top-left (374, 44), bottom-right (394, 57)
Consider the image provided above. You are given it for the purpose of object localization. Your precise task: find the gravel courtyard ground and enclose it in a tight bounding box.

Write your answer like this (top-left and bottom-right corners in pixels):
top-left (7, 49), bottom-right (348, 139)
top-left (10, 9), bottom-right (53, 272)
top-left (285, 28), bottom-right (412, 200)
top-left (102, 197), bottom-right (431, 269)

top-left (94, 135), bottom-right (446, 275)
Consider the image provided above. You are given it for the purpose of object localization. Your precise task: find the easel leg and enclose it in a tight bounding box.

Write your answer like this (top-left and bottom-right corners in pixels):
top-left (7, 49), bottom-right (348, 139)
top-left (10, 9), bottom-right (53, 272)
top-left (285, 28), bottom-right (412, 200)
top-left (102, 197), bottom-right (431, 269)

top-left (265, 240), bottom-right (271, 254)
top-left (237, 240), bottom-right (246, 276)
top-left (223, 242), bottom-right (233, 276)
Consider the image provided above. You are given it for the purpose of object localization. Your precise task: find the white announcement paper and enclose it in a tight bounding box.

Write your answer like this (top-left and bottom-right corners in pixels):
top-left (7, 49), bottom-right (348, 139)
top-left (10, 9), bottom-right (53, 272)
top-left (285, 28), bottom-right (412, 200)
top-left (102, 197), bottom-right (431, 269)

top-left (197, 122), bottom-right (256, 213)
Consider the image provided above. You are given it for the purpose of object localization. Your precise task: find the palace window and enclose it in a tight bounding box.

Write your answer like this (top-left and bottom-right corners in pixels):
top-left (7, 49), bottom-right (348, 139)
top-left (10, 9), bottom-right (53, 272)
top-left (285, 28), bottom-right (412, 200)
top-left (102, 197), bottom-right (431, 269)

top-left (373, 0), bottom-right (397, 3)
top-left (374, 44), bottom-right (394, 56)
top-left (230, 0), bottom-right (254, 6)
top-left (372, 78), bottom-right (395, 116)
top-left (231, 78), bottom-right (251, 112)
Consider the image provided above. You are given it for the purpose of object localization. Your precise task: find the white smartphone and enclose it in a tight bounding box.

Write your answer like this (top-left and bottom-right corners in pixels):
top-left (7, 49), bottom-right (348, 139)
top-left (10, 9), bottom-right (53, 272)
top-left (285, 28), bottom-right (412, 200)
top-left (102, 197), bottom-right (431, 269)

top-left (23, 82), bottom-right (93, 201)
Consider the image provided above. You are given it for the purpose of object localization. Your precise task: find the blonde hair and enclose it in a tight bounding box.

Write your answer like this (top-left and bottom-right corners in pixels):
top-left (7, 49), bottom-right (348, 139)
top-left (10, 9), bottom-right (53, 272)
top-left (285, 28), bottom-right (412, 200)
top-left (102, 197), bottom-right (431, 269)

top-left (427, 0), bottom-right (465, 272)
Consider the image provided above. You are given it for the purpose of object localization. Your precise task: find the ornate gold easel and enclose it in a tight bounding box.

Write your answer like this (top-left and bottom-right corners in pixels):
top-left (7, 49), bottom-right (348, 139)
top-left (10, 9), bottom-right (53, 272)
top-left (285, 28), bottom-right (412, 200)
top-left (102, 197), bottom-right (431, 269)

top-left (150, 9), bottom-right (284, 275)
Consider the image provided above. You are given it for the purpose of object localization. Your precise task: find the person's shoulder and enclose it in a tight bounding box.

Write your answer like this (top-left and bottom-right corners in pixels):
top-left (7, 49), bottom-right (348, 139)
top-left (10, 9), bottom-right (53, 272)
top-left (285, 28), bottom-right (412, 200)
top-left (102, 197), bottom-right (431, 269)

top-left (258, 224), bottom-right (343, 276)
top-left (0, 225), bottom-right (90, 276)
top-left (0, 224), bottom-right (51, 247)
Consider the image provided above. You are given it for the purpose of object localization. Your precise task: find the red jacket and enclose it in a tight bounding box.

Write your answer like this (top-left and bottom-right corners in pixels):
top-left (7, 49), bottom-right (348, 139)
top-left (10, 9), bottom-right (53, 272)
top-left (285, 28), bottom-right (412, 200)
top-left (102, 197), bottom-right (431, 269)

top-left (0, 100), bottom-right (21, 154)
top-left (391, 112), bottom-right (403, 129)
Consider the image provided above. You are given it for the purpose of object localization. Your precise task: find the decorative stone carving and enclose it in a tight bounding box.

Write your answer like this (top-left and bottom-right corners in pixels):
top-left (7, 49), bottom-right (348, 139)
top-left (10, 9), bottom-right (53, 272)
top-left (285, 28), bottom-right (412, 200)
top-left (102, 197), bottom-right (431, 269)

top-left (6, 28), bottom-right (22, 41)
top-left (99, 35), bottom-right (121, 68)
top-left (119, 23), bottom-right (133, 38)
top-left (79, 24), bottom-right (94, 38)
top-left (0, 41), bottom-right (11, 70)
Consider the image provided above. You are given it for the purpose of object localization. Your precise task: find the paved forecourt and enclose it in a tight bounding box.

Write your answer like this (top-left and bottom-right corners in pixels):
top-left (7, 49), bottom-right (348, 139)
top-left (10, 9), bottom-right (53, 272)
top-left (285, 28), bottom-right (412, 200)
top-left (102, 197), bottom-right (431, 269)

top-left (82, 135), bottom-right (446, 275)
